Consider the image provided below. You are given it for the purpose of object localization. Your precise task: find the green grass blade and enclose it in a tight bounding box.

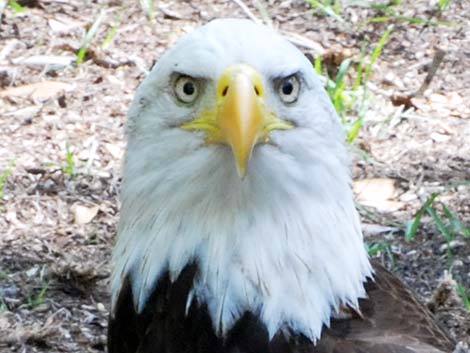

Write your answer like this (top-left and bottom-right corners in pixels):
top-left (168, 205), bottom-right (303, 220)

top-left (308, 0), bottom-right (344, 22)
top-left (334, 58), bottom-right (352, 88)
top-left (102, 16), bottom-right (120, 49)
top-left (363, 26), bottom-right (393, 85)
top-left (314, 55), bottom-right (323, 75)
top-left (457, 283), bottom-right (470, 312)
top-left (347, 117), bottom-right (363, 144)
top-left (0, 160), bottom-right (15, 200)
top-left (368, 15), bottom-right (454, 27)
top-left (425, 204), bottom-right (454, 242)
top-left (368, 0), bottom-right (402, 11)
top-left (367, 16), bottom-right (391, 24)
top-left (396, 16), bottom-right (429, 25)
top-left (366, 242), bottom-right (390, 256)
top-left (397, 16), bottom-right (454, 26)
top-left (77, 10), bottom-right (106, 65)
top-left (102, 26), bottom-right (117, 49)
top-left (365, 242), bottom-right (395, 267)
top-left (330, 58), bottom-right (352, 119)
top-left (27, 283), bottom-right (49, 309)
top-left (438, 0), bottom-right (451, 10)
top-left (353, 43), bottom-right (368, 91)
top-left (405, 193), bottom-right (440, 242)
top-left (442, 204), bottom-right (470, 237)
top-left (62, 144), bottom-right (76, 177)
top-left (8, 0), bottom-right (24, 13)
top-left (439, 0), bottom-right (451, 10)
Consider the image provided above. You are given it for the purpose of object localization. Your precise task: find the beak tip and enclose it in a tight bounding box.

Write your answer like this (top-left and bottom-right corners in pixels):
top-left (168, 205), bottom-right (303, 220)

top-left (236, 165), bottom-right (247, 179)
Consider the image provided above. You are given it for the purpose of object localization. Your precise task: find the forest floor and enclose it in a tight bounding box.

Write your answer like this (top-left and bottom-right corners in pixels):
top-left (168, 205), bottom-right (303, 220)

top-left (0, 0), bottom-right (469, 352)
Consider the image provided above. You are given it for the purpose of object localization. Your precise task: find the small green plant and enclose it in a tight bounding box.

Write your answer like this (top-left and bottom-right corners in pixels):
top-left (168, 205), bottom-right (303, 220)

top-left (41, 145), bottom-right (78, 176)
top-left (307, 0), bottom-right (343, 22)
top-left (367, 242), bottom-right (389, 256)
top-left (405, 193), bottom-right (439, 242)
top-left (366, 241), bottom-right (395, 267)
top-left (367, 15), bottom-right (453, 27)
top-left (405, 191), bottom-right (469, 265)
top-left (438, 0), bottom-right (451, 11)
top-left (26, 283), bottom-right (49, 309)
top-left (457, 283), bottom-right (470, 312)
top-left (326, 58), bottom-right (353, 118)
top-left (364, 0), bottom-right (455, 27)
top-left (0, 161), bottom-right (15, 200)
top-left (102, 16), bottom-right (121, 49)
top-left (441, 204), bottom-right (470, 238)
top-left (6, 0), bottom-right (24, 13)
top-left (315, 57), bottom-right (356, 140)
top-left (405, 193), bottom-right (469, 243)
top-left (314, 27), bottom-right (392, 144)
top-left (362, 26), bottom-right (393, 91)
top-left (61, 144), bottom-right (76, 177)
top-left (77, 10), bottom-right (106, 65)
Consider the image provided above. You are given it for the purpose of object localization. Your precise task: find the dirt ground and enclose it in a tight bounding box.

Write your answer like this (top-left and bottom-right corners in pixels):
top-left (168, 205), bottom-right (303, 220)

top-left (0, 0), bottom-right (469, 352)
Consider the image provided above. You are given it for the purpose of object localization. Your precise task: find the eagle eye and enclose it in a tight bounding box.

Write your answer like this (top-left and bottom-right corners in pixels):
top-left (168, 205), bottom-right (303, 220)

top-left (174, 75), bottom-right (199, 103)
top-left (278, 75), bottom-right (300, 104)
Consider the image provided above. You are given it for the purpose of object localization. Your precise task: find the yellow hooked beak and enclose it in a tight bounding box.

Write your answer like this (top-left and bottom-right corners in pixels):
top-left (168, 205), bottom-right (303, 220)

top-left (181, 64), bottom-right (292, 177)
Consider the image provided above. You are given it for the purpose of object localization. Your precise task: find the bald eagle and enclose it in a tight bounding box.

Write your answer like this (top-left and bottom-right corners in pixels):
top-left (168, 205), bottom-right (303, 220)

top-left (108, 19), bottom-right (454, 353)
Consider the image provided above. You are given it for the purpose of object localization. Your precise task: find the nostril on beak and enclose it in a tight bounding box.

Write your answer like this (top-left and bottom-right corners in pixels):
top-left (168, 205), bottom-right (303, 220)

top-left (222, 86), bottom-right (229, 97)
top-left (254, 85), bottom-right (260, 96)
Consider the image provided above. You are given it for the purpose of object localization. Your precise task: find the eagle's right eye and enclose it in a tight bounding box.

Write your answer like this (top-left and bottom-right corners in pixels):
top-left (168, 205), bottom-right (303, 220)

top-left (277, 75), bottom-right (300, 104)
top-left (174, 75), bottom-right (198, 103)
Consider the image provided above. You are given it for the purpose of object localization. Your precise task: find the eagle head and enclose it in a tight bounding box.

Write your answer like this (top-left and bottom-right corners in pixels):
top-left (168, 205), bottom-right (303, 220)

top-left (111, 19), bottom-right (372, 342)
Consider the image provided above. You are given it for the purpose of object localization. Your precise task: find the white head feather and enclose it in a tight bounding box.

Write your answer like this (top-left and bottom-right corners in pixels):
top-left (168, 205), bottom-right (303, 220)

top-left (111, 19), bottom-right (372, 342)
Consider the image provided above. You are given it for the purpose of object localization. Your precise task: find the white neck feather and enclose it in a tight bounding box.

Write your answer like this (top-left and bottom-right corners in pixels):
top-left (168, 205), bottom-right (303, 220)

top-left (111, 126), bottom-right (373, 342)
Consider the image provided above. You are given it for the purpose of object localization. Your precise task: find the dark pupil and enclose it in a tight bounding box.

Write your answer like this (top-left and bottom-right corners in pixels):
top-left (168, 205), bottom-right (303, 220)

top-left (282, 80), bottom-right (294, 95)
top-left (183, 82), bottom-right (195, 95)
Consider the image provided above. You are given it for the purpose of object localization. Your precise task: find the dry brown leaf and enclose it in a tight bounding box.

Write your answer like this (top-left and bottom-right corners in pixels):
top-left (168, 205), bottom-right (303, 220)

top-left (361, 223), bottom-right (399, 236)
top-left (71, 204), bottom-right (99, 224)
top-left (429, 93), bottom-right (448, 104)
top-left (353, 178), bottom-right (404, 212)
top-left (391, 93), bottom-right (417, 109)
top-left (0, 81), bottom-right (74, 101)
top-left (430, 132), bottom-right (451, 143)
top-left (104, 143), bottom-right (123, 159)
top-left (412, 92), bottom-right (468, 118)
top-left (354, 178), bottom-right (397, 200)
top-left (48, 16), bottom-right (84, 33)
top-left (13, 55), bottom-right (75, 68)
top-left (5, 211), bottom-right (26, 229)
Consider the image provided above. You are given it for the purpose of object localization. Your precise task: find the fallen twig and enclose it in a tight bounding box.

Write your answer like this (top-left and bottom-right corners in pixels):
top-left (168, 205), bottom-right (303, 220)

top-left (231, 0), bottom-right (262, 24)
top-left (282, 31), bottom-right (325, 55)
top-left (415, 49), bottom-right (446, 97)
top-left (391, 48), bottom-right (446, 109)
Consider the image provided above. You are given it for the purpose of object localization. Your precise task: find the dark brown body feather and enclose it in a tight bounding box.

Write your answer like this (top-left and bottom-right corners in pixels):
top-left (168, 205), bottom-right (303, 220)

top-left (108, 261), bottom-right (454, 353)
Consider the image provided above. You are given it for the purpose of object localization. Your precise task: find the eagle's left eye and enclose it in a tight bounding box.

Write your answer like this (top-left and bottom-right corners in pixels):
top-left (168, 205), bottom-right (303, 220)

top-left (278, 75), bottom-right (300, 104)
top-left (174, 75), bottom-right (199, 103)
